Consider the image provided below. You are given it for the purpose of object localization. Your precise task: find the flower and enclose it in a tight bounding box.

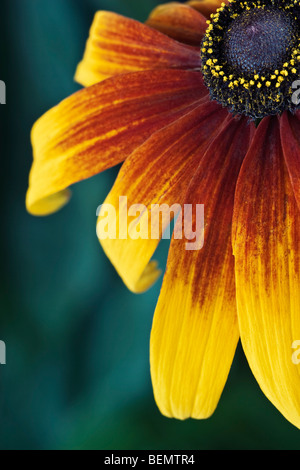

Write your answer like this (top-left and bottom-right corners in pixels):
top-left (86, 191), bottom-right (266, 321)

top-left (26, 0), bottom-right (300, 428)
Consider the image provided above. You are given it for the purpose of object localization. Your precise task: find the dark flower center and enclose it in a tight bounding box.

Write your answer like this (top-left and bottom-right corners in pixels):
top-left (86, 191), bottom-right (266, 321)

top-left (225, 9), bottom-right (297, 76)
top-left (201, 0), bottom-right (300, 119)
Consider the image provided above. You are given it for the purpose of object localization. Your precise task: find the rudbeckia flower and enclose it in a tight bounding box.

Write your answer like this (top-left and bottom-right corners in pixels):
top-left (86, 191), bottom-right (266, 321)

top-left (26, 0), bottom-right (300, 428)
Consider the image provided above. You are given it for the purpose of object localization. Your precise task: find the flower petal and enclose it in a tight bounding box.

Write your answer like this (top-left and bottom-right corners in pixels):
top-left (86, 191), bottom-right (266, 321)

top-left (187, 0), bottom-right (227, 18)
top-left (27, 69), bottom-right (208, 216)
top-left (75, 11), bottom-right (202, 87)
top-left (280, 111), bottom-right (300, 211)
top-left (150, 116), bottom-right (254, 419)
top-left (98, 99), bottom-right (228, 293)
top-left (146, 2), bottom-right (207, 46)
top-left (233, 117), bottom-right (300, 429)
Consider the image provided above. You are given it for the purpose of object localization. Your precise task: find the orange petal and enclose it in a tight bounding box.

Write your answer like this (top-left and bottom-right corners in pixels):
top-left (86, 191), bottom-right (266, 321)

top-left (280, 111), bottom-right (300, 211)
top-left (233, 117), bottom-right (300, 429)
top-left (146, 2), bottom-right (207, 46)
top-left (187, 0), bottom-right (228, 18)
top-left (98, 99), bottom-right (228, 293)
top-left (150, 116), bottom-right (254, 419)
top-left (27, 69), bottom-right (208, 216)
top-left (75, 11), bottom-right (202, 87)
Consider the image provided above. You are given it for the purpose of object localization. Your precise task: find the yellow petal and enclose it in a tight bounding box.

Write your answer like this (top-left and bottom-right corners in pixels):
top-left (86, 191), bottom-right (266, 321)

top-left (233, 117), bottom-right (300, 429)
top-left (98, 100), bottom-right (228, 293)
top-left (151, 116), bottom-right (254, 419)
top-left (280, 111), bottom-right (300, 210)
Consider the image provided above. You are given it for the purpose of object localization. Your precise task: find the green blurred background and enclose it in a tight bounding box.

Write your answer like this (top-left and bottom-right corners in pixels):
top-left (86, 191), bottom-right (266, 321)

top-left (1, 0), bottom-right (300, 450)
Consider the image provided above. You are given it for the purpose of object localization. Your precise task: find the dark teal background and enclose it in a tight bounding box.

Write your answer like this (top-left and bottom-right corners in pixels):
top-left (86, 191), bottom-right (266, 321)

top-left (1, 0), bottom-right (300, 450)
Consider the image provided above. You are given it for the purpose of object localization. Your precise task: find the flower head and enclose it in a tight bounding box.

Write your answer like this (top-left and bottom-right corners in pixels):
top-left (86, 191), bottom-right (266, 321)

top-left (27, 0), bottom-right (300, 429)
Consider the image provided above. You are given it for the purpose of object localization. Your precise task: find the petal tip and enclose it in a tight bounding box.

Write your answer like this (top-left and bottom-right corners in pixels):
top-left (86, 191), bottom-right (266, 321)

top-left (26, 189), bottom-right (72, 216)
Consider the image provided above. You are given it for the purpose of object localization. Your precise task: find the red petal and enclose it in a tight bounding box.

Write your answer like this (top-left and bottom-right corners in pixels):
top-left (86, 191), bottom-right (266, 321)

top-left (280, 111), bottom-right (300, 211)
top-left (98, 99), bottom-right (228, 293)
top-left (233, 116), bottom-right (300, 429)
top-left (146, 2), bottom-right (207, 46)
